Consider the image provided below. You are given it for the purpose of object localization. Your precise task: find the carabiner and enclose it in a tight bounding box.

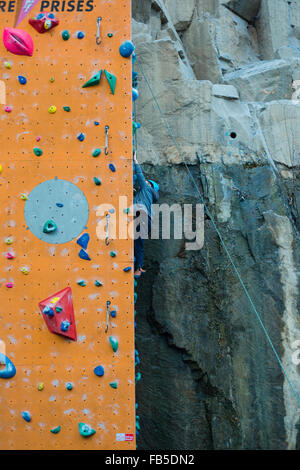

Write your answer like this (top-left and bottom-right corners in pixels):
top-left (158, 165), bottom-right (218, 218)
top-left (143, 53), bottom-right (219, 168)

top-left (96, 17), bottom-right (102, 45)
top-left (105, 213), bottom-right (110, 246)
top-left (105, 300), bottom-right (111, 334)
top-left (105, 125), bottom-right (109, 155)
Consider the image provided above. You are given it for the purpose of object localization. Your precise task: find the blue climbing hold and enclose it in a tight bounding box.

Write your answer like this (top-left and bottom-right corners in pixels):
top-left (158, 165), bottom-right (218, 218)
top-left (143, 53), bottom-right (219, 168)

top-left (60, 320), bottom-right (70, 332)
top-left (94, 121), bottom-right (100, 126)
top-left (77, 31), bottom-right (85, 39)
top-left (66, 382), bottom-right (73, 390)
top-left (109, 163), bottom-right (116, 172)
top-left (21, 411), bottom-right (31, 422)
top-left (56, 203), bottom-right (64, 208)
top-left (110, 310), bottom-right (117, 318)
top-left (94, 365), bottom-right (104, 377)
top-left (0, 353), bottom-right (16, 379)
top-left (132, 88), bottom-right (139, 102)
top-left (79, 249), bottom-right (91, 261)
top-left (119, 40), bottom-right (135, 58)
top-left (77, 233), bottom-right (90, 250)
top-left (77, 133), bottom-right (85, 142)
top-left (43, 305), bottom-right (54, 317)
top-left (18, 75), bottom-right (27, 85)
top-left (123, 266), bottom-right (132, 272)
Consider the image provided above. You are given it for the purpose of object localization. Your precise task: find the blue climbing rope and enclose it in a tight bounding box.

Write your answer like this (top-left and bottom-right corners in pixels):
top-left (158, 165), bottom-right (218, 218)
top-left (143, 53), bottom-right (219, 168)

top-left (135, 58), bottom-right (300, 407)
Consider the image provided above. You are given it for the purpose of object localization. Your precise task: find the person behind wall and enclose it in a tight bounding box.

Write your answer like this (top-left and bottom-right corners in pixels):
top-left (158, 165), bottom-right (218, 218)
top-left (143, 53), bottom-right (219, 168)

top-left (133, 150), bottom-right (159, 278)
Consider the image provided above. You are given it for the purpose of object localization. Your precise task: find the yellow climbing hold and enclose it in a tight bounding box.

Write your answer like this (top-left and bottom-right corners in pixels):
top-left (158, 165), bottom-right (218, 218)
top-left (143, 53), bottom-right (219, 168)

top-left (20, 193), bottom-right (28, 200)
top-left (4, 61), bottom-right (12, 69)
top-left (37, 382), bottom-right (44, 391)
top-left (20, 267), bottom-right (29, 275)
top-left (5, 237), bottom-right (13, 245)
top-left (48, 105), bottom-right (57, 114)
top-left (0, 165), bottom-right (2, 174)
top-left (50, 297), bottom-right (60, 304)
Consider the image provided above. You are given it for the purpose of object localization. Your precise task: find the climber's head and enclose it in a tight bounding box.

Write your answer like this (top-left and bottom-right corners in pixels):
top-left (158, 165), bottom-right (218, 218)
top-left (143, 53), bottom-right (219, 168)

top-left (147, 180), bottom-right (159, 193)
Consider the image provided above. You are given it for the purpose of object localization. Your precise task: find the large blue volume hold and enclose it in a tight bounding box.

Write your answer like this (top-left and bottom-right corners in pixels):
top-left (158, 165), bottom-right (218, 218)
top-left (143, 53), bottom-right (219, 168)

top-left (0, 353), bottom-right (16, 379)
top-left (119, 40), bottom-right (135, 58)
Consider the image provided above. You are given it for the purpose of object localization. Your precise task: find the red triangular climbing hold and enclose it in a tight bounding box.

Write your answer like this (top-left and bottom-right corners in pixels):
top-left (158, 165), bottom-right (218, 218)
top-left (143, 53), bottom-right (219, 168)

top-left (38, 287), bottom-right (77, 341)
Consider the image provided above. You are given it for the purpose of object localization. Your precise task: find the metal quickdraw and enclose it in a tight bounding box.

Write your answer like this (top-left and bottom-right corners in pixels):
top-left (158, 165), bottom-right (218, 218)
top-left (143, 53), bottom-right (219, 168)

top-left (105, 125), bottom-right (109, 155)
top-left (105, 213), bottom-right (110, 246)
top-left (105, 300), bottom-right (111, 334)
top-left (96, 17), bottom-right (102, 45)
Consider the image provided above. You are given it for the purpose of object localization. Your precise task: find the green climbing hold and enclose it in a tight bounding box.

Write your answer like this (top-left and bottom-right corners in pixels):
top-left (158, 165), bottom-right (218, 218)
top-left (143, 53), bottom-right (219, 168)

top-left (134, 292), bottom-right (138, 303)
top-left (55, 306), bottom-right (63, 313)
top-left (104, 70), bottom-right (117, 95)
top-left (107, 33), bottom-right (113, 38)
top-left (43, 220), bottom-right (57, 234)
top-left (51, 426), bottom-right (61, 434)
top-left (79, 422), bottom-right (96, 437)
top-left (33, 147), bottom-right (43, 156)
top-left (134, 279), bottom-right (137, 288)
top-left (77, 280), bottom-right (86, 287)
top-left (95, 280), bottom-right (103, 287)
top-left (92, 148), bottom-right (101, 157)
top-left (93, 177), bottom-right (101, 186)
top-left (136, 372), bottom-right (142, 383)
top-left (109, 381), bottom-right (118, 389)
top-left (63, 106), bottom-right (71, 112)
top-left (82, 70), bottom-right (102, 88)
top-left (109, 336), bottom-right (118, 353)
top-left (110, 251), bottom-right (117, 257)
top-left (62, 30), bottom-right (70, 40)
top-left (123, 208), bottom-right (130, 214)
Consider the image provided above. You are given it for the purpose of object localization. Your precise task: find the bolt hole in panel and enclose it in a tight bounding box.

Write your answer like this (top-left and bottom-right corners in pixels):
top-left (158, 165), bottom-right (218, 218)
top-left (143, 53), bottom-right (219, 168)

top-left (0, 0), bottom-right (134, 450)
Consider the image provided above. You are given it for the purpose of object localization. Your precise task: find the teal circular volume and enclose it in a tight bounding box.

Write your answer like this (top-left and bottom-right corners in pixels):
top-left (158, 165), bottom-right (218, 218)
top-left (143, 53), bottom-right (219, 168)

top-left (24, 179), bottom-right (89, 244)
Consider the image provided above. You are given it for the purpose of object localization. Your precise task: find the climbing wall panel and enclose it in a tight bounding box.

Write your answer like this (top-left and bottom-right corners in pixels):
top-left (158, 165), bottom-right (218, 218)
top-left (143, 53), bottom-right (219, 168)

top-left (0, 0), bottom-right (134, 450)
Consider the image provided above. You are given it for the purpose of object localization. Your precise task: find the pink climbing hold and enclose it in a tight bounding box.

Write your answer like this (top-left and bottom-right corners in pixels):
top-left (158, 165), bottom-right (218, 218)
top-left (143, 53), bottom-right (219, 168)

top-left (6, 252), bottom-right (15, 260)
top-left (3, 27), bottom-right (34, 57)
top-left (4, 106), bottom-right (12, 113)
top-left (5, 282), bottom-right (13, 288)
top-left (36, 136), bottom-right (41, 142)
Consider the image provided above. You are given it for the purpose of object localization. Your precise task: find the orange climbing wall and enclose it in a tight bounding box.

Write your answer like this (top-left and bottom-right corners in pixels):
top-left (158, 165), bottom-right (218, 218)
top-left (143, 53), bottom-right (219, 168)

top-left (0, 0), bottom-right (135, 450)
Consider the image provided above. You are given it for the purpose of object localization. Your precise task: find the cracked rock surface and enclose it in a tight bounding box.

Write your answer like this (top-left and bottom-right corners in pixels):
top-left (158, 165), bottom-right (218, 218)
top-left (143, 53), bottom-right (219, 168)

top-left (133, 0), bottom-right (300, 449)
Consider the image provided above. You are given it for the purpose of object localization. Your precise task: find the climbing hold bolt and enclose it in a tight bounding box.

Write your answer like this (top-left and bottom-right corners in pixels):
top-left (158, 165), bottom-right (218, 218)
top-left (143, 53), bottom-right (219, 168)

top-left (21, 411), bottom-right (31, 422)
top-left (77, 233), bottom-right (90, 250)
top-left (77, 31), bottom-right (85, 39)
top-left (109, 381), bottom-right (118, 389)
top-left (43, 220), bottom-right (57, 234)
top-left (18, 75), bottom-right (27, 85)
top-left (94, 365), bottom-right (104, 377)
top-left (92, 149), bottom-right (101, 157)
top-left (66, 382), bottom-right (73, 391)
top-left (0, 353), bottom-right (16, 379)
top-left (5, 106), bottom-right (12, 112)
top-left (119, 40), bottom-right (135, 58)
top-left (93, 177), bottom-right (101, 186)
top-left (109, 336), bottom-right (118, 353)
top-left (79, 249), bottom-right (91, 261)
top-left (79, 422), bottom-right (96, 437)
top-left (109, 163), bottom-right (116, 172)
top-left (62, 30), bottom-right (70, 40)
top-left (95, 280), bottom-right (103, 287)
top-left (77, 280), bottom-right (86, 287)
top-left (82, 70), bottom-right (102, 88)
top-left (77, 132), bottom-right (85, 142)
top-left (48, 105), bottom-right (56, 114)
top-left (4, 61), bottom-right (12, 69)
top-left (51, 426), bottom-right (61, 434)
top-left (60, 320), bottom-right (70, 333)
top-left (33, 147), bottom-right (43, 156)
top-left (63, 106), bottom-right (71, 112)
top-left (37, 382), bottom-right (44, 391)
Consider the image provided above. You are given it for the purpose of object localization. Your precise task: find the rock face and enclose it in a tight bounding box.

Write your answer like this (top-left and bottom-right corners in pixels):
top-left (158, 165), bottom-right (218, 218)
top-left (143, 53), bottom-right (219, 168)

top-left (133, 0), bottom-right (300, 450)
